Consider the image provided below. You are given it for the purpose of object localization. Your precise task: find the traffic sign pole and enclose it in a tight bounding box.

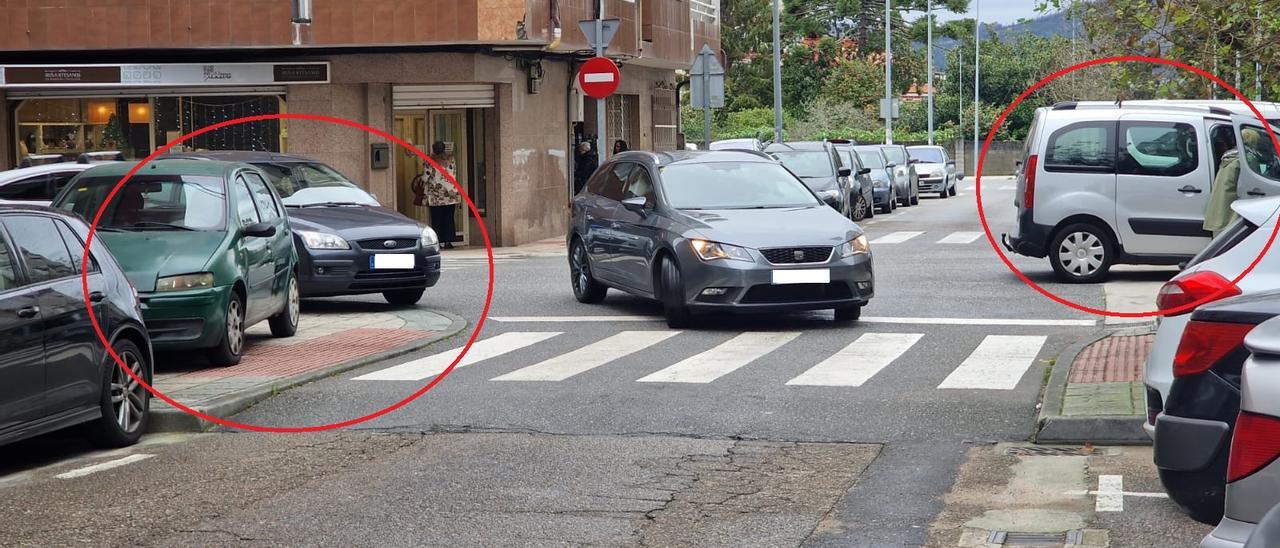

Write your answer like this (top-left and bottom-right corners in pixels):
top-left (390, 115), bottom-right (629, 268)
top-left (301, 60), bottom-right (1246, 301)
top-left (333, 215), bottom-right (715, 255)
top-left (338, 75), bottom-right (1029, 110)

top-left (702, 52), bottom-right (711, 149)
top-left (595, 0), bottom-right (606, 161)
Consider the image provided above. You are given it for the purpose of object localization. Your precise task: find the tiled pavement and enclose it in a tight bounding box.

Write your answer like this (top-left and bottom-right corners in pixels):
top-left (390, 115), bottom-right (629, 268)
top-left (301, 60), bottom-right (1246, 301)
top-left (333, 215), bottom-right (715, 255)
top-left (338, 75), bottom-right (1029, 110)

top-left (1037, 330), bottom-right (1155, 444)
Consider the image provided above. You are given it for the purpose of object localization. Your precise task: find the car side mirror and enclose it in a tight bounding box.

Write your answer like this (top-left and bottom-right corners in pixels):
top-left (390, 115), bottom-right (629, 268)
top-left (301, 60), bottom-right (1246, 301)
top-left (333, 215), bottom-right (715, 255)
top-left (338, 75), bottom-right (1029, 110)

top-left (946, 160), bottom-right (956, 166)
top-left (1178, 261), bottom-right (1189, 271)
top-left (886, 162), bottom-right (897, 168)
top-left (837, 167), bottom-right (852, 177)
top-left (243, 222), bottom-right (277, 238)
top-left (858, 167), bottom-right (871, 175)
top-left (621, 196), bottom-right (648, 215)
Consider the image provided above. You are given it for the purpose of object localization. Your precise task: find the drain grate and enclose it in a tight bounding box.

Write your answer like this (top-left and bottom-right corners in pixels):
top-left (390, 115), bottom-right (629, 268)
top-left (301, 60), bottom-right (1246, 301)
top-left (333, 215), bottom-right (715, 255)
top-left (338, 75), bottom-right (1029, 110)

top-left (1004, 446), bottom-right (1094, 457)
top-left (987, 530), bottom-right (1084, 546)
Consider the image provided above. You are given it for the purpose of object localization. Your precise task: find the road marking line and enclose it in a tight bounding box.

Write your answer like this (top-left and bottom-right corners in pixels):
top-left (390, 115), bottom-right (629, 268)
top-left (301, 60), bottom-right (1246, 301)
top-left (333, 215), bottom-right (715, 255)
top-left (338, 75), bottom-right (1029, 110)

top-left (491, 331), bottom-right (680, 381)
top-left (637, 332), bottom-right (800, 383)
top-left (937, 335), bottom-right (1047, 390)
top-left (998, 185), bottom-right (1016, 191)
top-left (936, 231), bottom-right (984, 244)
top-left (786, 333), bottom-right (923, 386)
top-left (352, 332), bottom-right (561, 381)
top-left (1065, 490), bottom-right (1166, 498)
top-left (1096, 475), bottom-right (1124, 512)
top-left (870, 231), bottom-right (924, 244)
top-left (490, 316), bottom-right (1096, 327)
top-left (55, 454), bottom-right (154, 479)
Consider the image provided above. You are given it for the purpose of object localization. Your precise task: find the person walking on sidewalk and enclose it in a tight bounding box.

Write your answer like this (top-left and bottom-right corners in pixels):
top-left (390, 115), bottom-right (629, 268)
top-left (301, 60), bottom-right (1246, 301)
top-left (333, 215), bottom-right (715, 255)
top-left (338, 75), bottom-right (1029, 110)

top-left (425, 141), bottom-right (461, 249)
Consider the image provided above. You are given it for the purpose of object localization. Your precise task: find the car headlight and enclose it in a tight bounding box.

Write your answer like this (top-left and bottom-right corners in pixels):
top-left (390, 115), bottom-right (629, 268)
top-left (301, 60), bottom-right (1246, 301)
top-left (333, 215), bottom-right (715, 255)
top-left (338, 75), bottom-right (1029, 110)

top-left (690, 239), bottom-right (753, 262)
top-left (155, 272), bottom-right (214, 292)
top-left (839, 235), bottom-right (870, 258)
top-left (932, 170), bottom-right (945, 178)
top-left (297, 229), bottom-right (350, 250)
top-left (420, 226), bottom-right (439, 249)
top-left (873, 179), bottom-right (887, 188)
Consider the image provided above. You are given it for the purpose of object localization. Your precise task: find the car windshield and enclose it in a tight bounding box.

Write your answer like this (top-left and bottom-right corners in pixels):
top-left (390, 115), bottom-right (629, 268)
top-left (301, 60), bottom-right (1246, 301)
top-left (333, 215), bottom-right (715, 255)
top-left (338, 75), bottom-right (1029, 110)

top-left (908, 148), bottom-right (945, 163)
top-left (660, 162), bottom-right (821, 209)
top-left (255, 162), bottom-right (379, 207)
top-left (881, 147), bottom-right (907, 164)
top-left (855, 150), bottom-right (885, 168)
top-left (771, 151), bottom-right (833, 178)
top-left (58, 175), bottom-right (227, 231)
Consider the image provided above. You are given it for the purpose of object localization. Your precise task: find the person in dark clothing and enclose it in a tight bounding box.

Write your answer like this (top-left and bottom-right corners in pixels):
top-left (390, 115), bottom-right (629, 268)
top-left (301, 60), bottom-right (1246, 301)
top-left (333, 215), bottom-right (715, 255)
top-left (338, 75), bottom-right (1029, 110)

top-left (613, 139), bottom-right (629, 154)
top-left (574, 141), bottom-right (598, 195)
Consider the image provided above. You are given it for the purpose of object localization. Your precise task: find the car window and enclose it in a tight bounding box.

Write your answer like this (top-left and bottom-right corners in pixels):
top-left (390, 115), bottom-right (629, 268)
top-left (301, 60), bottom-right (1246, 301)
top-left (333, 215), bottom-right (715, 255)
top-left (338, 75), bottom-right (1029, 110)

top-left (60, 175), bottom-right (227, 231)
top-left (881, 147), bottom-right (907, 165)
top-left (0, 175), bottom-right (49, 200)
top-left (1210, 124), bottom-right (1238, 175)
top-left (4, 216), bottom-right (76, 284)
top-left (908, 148), bottom-right (946, 163)
top-left (771, 151), bottom-right (834, 177)
top-left (596, 163), bottom-right (633, 202)
top-left (0, 232), bottom-right (19, 292)
top-left (1240, 125), bottom-right (1280, 182)
top-left (854, 150), bottom-right (886, 168)
top-left (623, 167), bottom-right (656, 203)
top-left (55, 219), bottom-right (97, 273)
top-left (659, 162), bottom-right (821, 209)
top-left (242, 171), bottom-right (281, 222)
top-left (1045, 122), bottom-right (1114, 172)
top-left (48, 172), bottom-right (79, 197)
top-left (1118, 122), bottom-right (1198, 177)
top-left (839, 150), bottom-right (862, 171)
top-left (232, 177), bottom-right (262, 227)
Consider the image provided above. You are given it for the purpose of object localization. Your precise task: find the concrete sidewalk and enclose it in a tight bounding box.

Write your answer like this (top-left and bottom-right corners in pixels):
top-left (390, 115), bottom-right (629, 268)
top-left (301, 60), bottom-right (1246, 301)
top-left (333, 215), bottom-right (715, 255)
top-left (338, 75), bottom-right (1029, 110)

top-left (1036, 326), bottom-right (1155, 444)
top-left (148, 297), bottom-right (466, 432)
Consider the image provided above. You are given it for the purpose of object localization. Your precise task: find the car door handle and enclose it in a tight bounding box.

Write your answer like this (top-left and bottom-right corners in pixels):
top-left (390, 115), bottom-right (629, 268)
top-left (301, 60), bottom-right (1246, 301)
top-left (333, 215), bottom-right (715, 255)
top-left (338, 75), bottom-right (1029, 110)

top-left (1178, 185), bottom-right (1202, 194)
top-left (89, 291), bottom-right (106, 303)
top-left (1249, 189), bottom-right (1267, 197)
top-left (16, 306), bottom-right (38, 319)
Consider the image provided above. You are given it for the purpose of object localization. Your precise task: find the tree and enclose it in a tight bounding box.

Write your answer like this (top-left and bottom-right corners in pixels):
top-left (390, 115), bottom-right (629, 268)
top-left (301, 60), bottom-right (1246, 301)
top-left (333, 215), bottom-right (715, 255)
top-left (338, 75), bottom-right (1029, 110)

top-left (102, 112), bottom-right (128, 150)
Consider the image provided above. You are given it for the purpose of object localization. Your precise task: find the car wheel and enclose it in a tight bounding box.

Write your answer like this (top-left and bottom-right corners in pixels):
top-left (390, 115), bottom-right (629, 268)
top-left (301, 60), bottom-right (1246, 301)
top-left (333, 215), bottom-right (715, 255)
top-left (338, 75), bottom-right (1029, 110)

top-left (211, 291), bottom-right (245, 367)
top-left (940, 184), bottom-right (949, 199)
top-left (864, 193), bottom-right (875, 218)
top-left (948, 182), bottom-right (957, 196)
top-left (383, 288), bottom-right (426, 305)
top-left (86, 338), bottom-right (150, 448)
top-left (834, 304), bottom-right (862, 322)
top-left (898, 188), bottom-right (909, 207)
top-left (1159, 461), bottom-right (1227, 525)
top-left (268, 273), bottom-right (300, 337)
top-left (1050, 223), bottom-right (1114, 283)
top-left (660, 255), bottom-right (693, 329)
top-left (910, 185), bottom-right (920, 205)
top-left (851, 194), bottom-right (868, 222)
top-left (570, 239), bottom-right (608, 303)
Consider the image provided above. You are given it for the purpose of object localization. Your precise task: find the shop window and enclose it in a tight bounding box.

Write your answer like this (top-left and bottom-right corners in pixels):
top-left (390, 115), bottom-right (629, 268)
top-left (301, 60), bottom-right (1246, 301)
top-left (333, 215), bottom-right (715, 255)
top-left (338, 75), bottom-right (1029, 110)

top-left (153, 95), bottom-right (283, 153)
top-left (16, 97), bottom-right (149, 161)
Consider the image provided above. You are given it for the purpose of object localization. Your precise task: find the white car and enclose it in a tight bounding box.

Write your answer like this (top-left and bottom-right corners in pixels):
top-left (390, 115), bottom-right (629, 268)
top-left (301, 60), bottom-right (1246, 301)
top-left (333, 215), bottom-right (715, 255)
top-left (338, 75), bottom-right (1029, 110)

top-left (1144, 196), bottom-right (1280, 438)
top-left (907, 145), bottom-right (959, 198)
top-left (708, 138), bottom-right (764, 151)
top-left (0, 162), bottom-right (102, 206)
top-left (1002, 102), bottom-right (1280, 283)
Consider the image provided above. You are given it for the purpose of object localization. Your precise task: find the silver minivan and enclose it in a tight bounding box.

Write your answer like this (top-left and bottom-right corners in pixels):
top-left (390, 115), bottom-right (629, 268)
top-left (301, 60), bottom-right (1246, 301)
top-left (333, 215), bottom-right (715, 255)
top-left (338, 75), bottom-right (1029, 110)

top-left (1002, 101), bottom-right (1280, 282)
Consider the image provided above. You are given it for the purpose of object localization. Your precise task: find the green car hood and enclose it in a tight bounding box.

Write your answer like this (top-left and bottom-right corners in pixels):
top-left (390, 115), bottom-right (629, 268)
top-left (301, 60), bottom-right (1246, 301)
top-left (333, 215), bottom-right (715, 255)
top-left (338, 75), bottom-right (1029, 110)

top-left (97, 231), bottom-right (228, 292)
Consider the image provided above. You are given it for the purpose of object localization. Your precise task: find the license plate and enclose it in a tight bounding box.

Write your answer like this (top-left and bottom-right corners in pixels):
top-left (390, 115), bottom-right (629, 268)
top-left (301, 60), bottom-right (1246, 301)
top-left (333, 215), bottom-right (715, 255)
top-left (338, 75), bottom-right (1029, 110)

top-left (771, 269), bottom-right (830, 285)
top-left (370, 254), bottom-right (415, 270)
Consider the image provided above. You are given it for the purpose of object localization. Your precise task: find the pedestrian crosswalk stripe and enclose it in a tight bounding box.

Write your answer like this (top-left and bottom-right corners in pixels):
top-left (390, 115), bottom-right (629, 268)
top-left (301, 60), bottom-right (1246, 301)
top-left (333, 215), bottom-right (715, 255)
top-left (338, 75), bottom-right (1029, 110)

top-left (490, 315), bottom-right (1096, 327)
top-left (785, 333), bottom-right (923, 387)
top-left (936, 231), bottom-right (983, 244)
top-left (352, 331), bottom-right (562, 381)
top-left (936, 335), bottom-right (1047, 390)
top-left (636, 332), bottom-right (801, 383)
top-left (870, 231), bottom-right (924, 244)
top-left (491, 331), bottom-right (680, 382)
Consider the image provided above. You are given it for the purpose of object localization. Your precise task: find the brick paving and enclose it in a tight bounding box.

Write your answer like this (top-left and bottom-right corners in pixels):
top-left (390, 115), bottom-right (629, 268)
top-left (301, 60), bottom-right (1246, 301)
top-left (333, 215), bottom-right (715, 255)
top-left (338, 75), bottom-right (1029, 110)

top-left (162, 328), bottom-right (434, 380)
top-left (1067, 334), bottom-right (1154, 384)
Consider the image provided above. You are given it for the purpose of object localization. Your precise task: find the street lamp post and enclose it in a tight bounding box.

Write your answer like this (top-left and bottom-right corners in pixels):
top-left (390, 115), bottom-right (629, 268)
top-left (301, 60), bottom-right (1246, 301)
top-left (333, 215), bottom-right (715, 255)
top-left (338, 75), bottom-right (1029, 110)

top-left (926, 0), bottom-right (934, 145)
top-left (773, 0), bottom-right (783, 142)
top-left (884, 0), bottom-right (893, 144)
top-left (972, 0), bottom-right (980, 178)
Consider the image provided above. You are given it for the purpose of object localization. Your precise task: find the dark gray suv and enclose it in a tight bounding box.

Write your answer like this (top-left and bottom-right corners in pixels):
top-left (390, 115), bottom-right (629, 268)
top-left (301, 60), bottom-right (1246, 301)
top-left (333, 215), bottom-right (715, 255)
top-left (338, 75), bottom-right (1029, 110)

top-left (568, 151), bottom-right (874, 328)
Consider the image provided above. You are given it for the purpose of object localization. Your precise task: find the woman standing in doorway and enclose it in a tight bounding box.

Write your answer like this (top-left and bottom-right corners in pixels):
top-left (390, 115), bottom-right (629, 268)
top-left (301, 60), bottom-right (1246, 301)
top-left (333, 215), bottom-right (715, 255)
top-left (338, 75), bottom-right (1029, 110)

top-left (425, 141), bottom-right (461, 249)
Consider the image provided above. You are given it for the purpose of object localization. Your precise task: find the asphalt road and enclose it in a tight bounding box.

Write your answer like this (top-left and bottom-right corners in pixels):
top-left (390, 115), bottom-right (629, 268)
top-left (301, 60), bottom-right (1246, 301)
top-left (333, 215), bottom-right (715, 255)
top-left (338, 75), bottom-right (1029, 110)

top-left (2, 177), bottom-right (1205, 546)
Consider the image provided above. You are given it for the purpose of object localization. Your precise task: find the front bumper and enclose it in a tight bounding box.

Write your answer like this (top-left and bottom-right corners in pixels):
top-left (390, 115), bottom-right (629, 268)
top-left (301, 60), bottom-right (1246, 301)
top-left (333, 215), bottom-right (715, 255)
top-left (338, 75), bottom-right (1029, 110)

top-left (872, 187), bottom-right (891, 205)
top-left (674, 244), bottom-right (874, 313)
top-left (919, 176), bottom-right (946, 192)
top-left (298, 244), bottom-right (441, 297)
top-left (139, 285), bottom-right (231, 350)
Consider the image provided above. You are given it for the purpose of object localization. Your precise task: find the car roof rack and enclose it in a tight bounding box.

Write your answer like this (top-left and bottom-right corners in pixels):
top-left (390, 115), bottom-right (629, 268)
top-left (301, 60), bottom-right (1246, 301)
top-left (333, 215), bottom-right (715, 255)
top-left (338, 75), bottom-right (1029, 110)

top-left (719, 149), bottom-right (775, 160)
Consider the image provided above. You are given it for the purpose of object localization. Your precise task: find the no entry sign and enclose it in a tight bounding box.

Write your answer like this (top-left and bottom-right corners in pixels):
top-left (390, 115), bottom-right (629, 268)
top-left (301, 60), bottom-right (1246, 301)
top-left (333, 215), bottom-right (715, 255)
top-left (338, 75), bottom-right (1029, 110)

top-left (578, 56), bottom-right (620, 99)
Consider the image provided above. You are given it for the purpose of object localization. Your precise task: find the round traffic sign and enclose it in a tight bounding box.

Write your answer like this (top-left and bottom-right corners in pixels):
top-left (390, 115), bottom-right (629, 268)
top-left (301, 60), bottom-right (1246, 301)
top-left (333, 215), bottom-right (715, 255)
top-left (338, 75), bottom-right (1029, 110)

top-left (578, 56), bottom-right (621, 100)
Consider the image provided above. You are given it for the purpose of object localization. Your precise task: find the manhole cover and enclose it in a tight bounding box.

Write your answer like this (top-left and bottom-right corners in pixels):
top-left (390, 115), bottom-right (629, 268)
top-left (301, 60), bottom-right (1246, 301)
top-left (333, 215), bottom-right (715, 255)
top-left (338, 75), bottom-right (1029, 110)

top-left (1005, 446), bottom-right (1094, 457)
top-left (988, 530), bottom-right (1084, 546)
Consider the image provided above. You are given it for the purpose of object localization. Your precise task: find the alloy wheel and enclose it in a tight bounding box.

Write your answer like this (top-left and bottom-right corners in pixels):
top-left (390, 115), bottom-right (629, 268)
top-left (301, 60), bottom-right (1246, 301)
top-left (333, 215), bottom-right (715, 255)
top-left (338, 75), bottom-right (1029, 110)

top-left (571, 245), bottom-right (589, 296)
top-left (109, 350), bottom-right (146, 433)
top-left (226, 298), bottom-right (244, 355)
top-left (286, 277), bottom-right (300, 326)
top-left (1057, 231), bottom-right (1106, 276)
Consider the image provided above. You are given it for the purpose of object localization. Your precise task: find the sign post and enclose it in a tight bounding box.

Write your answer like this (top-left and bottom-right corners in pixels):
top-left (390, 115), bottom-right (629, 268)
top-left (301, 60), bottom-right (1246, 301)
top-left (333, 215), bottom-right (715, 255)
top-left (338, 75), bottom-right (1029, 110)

top-left (579, 7), bottom-right (620, 160)
top-left (690, 44), bottom-right (725, 149)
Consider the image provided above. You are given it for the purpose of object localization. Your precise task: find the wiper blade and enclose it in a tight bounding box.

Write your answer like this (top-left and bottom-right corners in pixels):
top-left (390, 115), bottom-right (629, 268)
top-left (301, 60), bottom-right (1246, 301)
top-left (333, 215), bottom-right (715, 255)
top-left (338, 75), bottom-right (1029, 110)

top-left (300, 201), bottom-right (363, 208)
top-left (126, 221), bottom-right (197, 231)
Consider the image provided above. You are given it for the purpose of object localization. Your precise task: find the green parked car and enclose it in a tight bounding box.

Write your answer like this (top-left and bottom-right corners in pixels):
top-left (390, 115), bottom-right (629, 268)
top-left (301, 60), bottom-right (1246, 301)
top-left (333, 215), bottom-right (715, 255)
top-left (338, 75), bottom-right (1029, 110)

top-left (54, 159), bottom-right (300, 366)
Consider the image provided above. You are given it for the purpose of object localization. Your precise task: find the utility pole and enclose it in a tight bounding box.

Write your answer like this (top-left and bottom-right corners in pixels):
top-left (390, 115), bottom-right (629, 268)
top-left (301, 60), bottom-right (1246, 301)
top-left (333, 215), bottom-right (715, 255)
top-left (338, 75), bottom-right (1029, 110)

top-left (926, 0), bottom-right (934, 145)
top-left (773, 0), bottom-right (783, 142)
top-left (884, 0), bottom-right (893, 144)
top-left (1258, 6), bottom-right (1264, 101)
top-left (972, 0), bottom-right (980, 178)
top-left (595, 0), bottom-right (606, 160)
top-left (957, 49), bottom-right (964, 169)
top-left (1235, 52), bottom-right (1242, 95)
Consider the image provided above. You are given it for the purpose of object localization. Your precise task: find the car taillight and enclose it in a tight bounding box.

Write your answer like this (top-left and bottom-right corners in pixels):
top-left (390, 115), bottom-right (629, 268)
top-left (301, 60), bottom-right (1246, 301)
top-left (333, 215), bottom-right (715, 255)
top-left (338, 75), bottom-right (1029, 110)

top-left (1173, 320), bottom-right (1254, 377)
top-left (1155, 271), bottom-right (1240, 315)
top-left (1228, 411), bottom-right (1280, 482)
top-left (1022, 154), bottom-right (1038, 209)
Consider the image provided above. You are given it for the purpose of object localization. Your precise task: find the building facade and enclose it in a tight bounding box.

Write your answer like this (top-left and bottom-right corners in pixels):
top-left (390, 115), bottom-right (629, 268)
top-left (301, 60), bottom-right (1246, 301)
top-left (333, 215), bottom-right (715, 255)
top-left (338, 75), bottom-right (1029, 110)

top-left (0, 0), bottom-right (721, 247)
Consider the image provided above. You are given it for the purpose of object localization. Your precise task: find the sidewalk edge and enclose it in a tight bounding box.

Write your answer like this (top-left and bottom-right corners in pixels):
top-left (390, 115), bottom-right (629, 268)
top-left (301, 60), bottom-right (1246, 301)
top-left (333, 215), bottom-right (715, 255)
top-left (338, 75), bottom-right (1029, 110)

top-left (1034, 323), bottom-right (1155, 445)
top-left (148, 310), bottom-right (469, 433)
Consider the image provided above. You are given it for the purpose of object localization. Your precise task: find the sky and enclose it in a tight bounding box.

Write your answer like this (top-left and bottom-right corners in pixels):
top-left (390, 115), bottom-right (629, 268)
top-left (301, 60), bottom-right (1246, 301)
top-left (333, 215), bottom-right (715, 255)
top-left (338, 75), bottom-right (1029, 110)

top-left (923, 1), bottom-right (1051, 25)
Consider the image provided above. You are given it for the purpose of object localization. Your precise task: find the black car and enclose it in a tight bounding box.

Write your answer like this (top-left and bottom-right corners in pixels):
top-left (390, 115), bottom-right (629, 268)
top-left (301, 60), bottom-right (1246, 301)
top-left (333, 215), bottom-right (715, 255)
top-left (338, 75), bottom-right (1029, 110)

top-left (169, 152), bottom-right (441, 305)
top-left (1155, 289), bottom-right (1280, 524)
top-left (830, 140), bottom-right (876, 221)
top-left (763, 142), bottom-right (857, 219)
top-left (0, 205), bottom-right (152, 448)
top-left (568, 151), bottom-right (873, 328)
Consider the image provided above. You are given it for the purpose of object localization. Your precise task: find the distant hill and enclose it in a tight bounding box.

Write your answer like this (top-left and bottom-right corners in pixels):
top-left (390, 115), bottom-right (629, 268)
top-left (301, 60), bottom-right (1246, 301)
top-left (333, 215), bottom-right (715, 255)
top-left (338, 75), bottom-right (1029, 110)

top-left (922, 10), bottom-right (1081, 71)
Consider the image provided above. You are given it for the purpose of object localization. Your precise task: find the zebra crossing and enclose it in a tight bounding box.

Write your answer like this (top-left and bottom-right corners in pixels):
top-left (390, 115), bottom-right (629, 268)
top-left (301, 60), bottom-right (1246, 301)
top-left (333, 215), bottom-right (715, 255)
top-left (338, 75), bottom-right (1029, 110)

top-left (352, 329), bottom-right (1051, 390)
top-left (869, 231), bottom-right (991, 245)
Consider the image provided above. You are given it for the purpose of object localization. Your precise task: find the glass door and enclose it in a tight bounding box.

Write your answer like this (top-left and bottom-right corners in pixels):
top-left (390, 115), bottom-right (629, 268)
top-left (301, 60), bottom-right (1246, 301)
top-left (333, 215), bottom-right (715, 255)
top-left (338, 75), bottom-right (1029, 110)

top-left (429, 109), bottom-right (469, 245)
top-left (393, 113), bottom-right (429, 225)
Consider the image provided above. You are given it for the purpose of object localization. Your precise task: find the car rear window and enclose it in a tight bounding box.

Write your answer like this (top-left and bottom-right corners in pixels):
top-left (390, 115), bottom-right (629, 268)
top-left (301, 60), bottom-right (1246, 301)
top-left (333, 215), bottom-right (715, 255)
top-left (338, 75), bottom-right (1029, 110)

top-left (1187, 217), bottom-right (1258, 268)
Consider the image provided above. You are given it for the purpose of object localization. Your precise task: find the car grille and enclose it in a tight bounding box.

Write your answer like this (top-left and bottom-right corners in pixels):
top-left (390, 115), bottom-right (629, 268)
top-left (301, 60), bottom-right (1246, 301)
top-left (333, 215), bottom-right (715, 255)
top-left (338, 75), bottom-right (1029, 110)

top-left (351, 265), bottom-right (429, 290)
top-left (356, 238), bottom-right (419, 251)
top-left (759, 246), bottom-right (833, 265)
top-left (741, 283), bottom-right (852, 304)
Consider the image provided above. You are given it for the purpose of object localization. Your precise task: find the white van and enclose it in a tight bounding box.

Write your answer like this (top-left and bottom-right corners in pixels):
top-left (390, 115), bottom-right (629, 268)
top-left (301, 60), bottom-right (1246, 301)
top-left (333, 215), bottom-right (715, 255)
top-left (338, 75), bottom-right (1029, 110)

top-left (1002, 101), bottom-right (1280, 282)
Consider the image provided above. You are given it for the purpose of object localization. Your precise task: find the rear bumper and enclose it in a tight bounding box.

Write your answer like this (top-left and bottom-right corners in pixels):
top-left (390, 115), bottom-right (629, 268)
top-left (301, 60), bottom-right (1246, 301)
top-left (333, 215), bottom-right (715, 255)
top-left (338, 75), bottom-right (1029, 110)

top-left (1154, 413), bottom-right (1231, 472)
top-left (1202, 517), bottom-right (1253, 548)
top-left (1002, 209), bottom-right (1051, 258)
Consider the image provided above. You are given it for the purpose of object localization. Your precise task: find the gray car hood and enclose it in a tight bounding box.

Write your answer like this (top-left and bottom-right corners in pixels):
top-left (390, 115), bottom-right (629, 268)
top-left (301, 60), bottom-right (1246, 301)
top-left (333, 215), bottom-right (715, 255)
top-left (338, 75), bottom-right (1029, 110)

top-left (675, 206), bottom-right (862, 249)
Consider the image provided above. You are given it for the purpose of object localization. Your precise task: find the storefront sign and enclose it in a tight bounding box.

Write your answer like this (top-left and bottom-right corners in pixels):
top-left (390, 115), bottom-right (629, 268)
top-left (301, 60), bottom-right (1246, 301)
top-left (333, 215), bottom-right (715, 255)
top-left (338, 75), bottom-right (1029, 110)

top-left (0, 62), bottom-right (329, 88)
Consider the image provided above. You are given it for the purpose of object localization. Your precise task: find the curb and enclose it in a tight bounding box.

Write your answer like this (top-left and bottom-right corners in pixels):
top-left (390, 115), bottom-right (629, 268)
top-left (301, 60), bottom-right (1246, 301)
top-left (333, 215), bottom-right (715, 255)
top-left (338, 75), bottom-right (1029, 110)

top-left (148, 310), bottom-right (469, 433)
top-left (1035, 323), bottom-right (1156, 445)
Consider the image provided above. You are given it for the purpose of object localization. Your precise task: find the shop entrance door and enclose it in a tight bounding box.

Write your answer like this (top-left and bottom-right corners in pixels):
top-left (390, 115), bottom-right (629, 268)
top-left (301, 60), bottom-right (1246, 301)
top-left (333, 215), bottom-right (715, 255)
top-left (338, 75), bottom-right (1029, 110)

top-left (393, 113), bottom-right (429, 225)
top-left (429, 110), bottom-right (469, 246)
